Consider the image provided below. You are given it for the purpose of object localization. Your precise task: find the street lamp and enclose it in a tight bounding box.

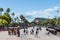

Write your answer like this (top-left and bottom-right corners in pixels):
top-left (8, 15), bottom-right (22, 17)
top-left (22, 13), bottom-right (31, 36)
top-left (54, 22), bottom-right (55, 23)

top-left (56, 10), bottom-right (60, 26)
top-left (48, 16), bottom-right (50, 26)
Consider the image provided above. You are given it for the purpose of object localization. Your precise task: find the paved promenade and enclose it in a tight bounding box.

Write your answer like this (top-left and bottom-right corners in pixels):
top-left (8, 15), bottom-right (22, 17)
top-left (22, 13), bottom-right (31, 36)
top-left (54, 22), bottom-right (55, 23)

top-left (0, 27), bottom-right (60, 40)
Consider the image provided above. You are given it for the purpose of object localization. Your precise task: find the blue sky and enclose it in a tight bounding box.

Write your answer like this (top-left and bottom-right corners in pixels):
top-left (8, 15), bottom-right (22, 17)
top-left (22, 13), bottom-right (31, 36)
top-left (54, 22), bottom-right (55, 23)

top-left (0, 0), bottom-right (60, 22)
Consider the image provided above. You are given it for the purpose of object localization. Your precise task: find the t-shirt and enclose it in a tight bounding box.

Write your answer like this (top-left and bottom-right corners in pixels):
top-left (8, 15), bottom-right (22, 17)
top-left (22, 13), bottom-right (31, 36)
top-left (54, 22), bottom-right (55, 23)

top-left (25, 29), bottom-right (28, 33)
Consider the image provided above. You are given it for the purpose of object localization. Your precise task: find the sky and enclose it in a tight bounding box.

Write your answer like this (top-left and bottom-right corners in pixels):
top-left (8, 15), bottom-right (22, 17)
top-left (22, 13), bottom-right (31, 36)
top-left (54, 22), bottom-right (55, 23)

top-left (0, 0), bottom-right (60, 22)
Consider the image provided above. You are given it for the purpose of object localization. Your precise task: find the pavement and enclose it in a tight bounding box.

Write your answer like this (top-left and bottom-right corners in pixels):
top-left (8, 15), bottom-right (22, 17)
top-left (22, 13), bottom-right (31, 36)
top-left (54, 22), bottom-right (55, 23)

top-left (0, 27), bottom-right (60, 40)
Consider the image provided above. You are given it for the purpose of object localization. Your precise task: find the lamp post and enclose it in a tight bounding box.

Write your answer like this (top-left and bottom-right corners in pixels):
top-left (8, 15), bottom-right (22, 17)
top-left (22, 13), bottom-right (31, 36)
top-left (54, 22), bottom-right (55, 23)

top-left (56, 10), bottom-right (60, 26)
top-left (48, 16), bottom-right (50, 26)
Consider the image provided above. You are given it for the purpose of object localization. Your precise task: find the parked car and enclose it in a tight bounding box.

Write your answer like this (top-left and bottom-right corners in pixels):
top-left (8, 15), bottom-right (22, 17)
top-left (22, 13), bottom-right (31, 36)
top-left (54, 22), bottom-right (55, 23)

top-left (46, 26), bottom-right (57, 35)
top-left (54, 27), bottom-right (60, 32)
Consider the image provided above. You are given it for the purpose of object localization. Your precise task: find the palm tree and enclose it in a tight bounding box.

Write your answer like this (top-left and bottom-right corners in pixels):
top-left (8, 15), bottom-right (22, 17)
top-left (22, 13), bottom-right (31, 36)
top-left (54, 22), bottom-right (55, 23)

top-left (6, 8), bottom-right (10, 13)
top-left (16, 17), bottom-right (18, 22)
top-left (20, 15), bottom-right (26, 23)
top-left (20, 15), bottom-right (29, 26)
top-left (0, 8), bottom-right (3, 15)
top-left (16, 17), bottom-right (20, 23)
top-left (12, 13), bottom-right (15, 20)
top-left (12, 13), bottom-right (15, 18)
top-left (11, 13), bottom-right (15, 24)
top-left (14, 18), bottom-right (17, 22)
top-left (20, 15), bottom-right (25, 24)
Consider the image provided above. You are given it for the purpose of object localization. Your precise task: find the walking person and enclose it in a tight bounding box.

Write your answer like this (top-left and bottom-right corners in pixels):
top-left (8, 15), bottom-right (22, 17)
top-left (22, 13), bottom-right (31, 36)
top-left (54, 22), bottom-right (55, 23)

top-left (8, 30), bottom-right (11, 35)
top-left (12, 27), bottom-right (14, 35)
top-left (23, 28), bottom-right (25, 35)
top-left (17, 25), bottom-right (20, 37)
top-left (8, 28), bottom-right (10, 35)
top-left (35, 28), bottom-right (39, 37)
top-left (30, 27), bottom-right (34, 35)
top-left (39, 27), bottom-right (42, 31)
top-left (25, 28), bottom-right (28, 35)
top-left (30, 29), bottom-right (34, 35)
top-left (47, 30), bottom-right (50, 35)
top-left (14, 28), bottom-right (16, 35)
top-left (33, 26), bottom-right (35, 29)
top-left (11, 29), bottom-right (13, 35)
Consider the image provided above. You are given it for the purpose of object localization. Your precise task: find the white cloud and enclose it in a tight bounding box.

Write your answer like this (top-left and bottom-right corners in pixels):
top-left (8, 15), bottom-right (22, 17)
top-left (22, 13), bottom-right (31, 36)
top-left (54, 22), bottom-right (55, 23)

top-left (25, 6), bottom-right (60, 18)
top-left (14, 6), bottom-right (60, 22)
top-left (44, 6), bottom-right (59, 12)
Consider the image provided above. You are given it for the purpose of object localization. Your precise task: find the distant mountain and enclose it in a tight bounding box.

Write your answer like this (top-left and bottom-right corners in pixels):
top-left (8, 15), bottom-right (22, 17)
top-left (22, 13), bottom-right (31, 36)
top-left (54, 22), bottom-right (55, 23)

top-left (33, 18), bottom-right (48, 22)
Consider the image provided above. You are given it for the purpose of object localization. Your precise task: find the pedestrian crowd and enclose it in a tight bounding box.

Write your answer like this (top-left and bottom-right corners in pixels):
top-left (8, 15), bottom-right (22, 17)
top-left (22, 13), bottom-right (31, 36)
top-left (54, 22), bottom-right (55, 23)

top-left (8, 25), bottom-right (20, 37)
top-left (8, 26), bottom-right (51, 38)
